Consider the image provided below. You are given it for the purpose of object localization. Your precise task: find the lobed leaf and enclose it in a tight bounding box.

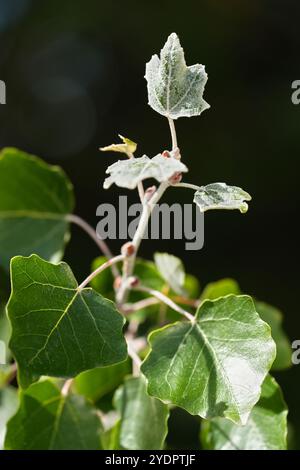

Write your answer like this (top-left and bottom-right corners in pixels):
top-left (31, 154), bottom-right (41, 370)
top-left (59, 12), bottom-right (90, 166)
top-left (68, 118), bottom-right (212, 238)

top-left (200, 375), bottom-right (288, 450)
top-left (7, 254), bottom-right (127, 388)
top-left (104, 154), bottom-right (188, 190)
top-left (141, 295), bottom-right (276, 425)
top-left (5, 380), bottom-right (102, 450)
top-left (145, 33), bottom-right (210, 119)
top-left (193, 183), bottom-right (251, 213)
top-left (0, 148), bottom-right (74, 272)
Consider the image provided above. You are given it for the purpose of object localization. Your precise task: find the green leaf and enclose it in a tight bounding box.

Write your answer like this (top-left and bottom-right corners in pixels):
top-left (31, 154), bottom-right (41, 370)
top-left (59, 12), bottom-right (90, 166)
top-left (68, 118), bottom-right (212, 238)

top-left (74, 359), bottom-right (131, 403)
top-left (104, 154), bottom-right (188, 190)
top-left (145, 33), bottom-right (210, 119)
top-left (0, 386), bottom-right (18, 449)
top-left (201, 278), bottom-right (241, 300)
top-left (115, 376), bottom-right (169, 450)
top-left (154, 252), bottom-right (186, 296)
top-left (184, 273), bottom-right (200, 299)
top-left (101, 419), bottom-right (121, 450)
top-left (100, 135), bottom-right (137, 157)
top-left (0, 148), bottom-right (74, 272)
top-left (134, 258), bottom-right (165, 291)
top-left (142, 295), bottom-right (276, 424)
top-left (194, 183), bottom-right (251, 213)
top-left (7, 254), bottom-right (127, 388)
top-left (200, 280), bottom-right (291, 371)
top-left (5, 380), bottom-right (102, 449)
top-left (200, 375), bottom-right (288, 450)
top-left (255, 301), bottom-right (291, 371)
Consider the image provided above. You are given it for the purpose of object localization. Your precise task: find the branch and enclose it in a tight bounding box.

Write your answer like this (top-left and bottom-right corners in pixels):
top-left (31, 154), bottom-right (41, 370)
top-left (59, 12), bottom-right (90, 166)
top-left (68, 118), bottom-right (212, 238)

top-left (116, 182), bottom-right (169, 305)
top-left (66, 214), bottom-right (119, 277)
top-left (134, 285), bottom-right (195, 322)
top-left (77, 254), bottom-right (124, 291)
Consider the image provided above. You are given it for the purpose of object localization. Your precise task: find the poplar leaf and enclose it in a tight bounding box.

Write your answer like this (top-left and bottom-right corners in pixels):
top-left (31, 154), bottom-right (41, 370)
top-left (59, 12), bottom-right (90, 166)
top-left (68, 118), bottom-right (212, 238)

top-left (201, 375), bottom-right (288, 450)
top-left (0, 148), bottom-right (74, 272)
top-left (194, 183), bottom-right (252, 213)
top-left (115, 376), bottom-right (169, 450)
top-left (154, 252), bottom-right (186, 296)
top-left (7, 255), bottom-right (127, 388)
top-left (145, 33), bottom-right (210, 119)
top-left (5, 380), bottom-right (103, 450)
top-left (142, 295), bottom-right (276, 425)
top-left (104, 154), bottom-right (188, 189)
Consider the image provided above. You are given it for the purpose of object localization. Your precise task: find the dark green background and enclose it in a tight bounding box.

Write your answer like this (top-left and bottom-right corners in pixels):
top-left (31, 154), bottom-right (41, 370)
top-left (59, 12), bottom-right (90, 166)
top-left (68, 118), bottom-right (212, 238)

top-left (0, 0), bottom-right (299, 448)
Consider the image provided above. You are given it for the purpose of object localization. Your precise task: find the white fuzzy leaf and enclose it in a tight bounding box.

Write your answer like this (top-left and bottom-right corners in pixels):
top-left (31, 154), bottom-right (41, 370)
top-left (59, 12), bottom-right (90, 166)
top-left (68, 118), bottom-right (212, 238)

top-left (104, 154), bottom-right (188, 190)
top-left (194, 183), bottom-right (252, 213)
top-left (145, 33), bottom-right (210, 119)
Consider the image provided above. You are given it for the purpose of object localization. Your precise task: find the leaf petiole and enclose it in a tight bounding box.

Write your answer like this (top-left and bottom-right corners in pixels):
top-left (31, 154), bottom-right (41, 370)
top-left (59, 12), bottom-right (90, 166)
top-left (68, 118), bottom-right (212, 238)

top-left (134, 284), bottom-right (195, 322)
top-left (77, 254), bottom-right (124, 291)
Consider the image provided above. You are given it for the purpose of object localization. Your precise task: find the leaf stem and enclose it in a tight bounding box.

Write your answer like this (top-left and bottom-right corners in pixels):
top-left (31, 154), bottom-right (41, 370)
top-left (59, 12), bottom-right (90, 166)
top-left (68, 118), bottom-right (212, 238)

top-left (134, 285), bottom-right (195, 322)
top-left (121, 297), bottom-right (160, 313)
top-left (171, 182), bottom-right (202, 191)
top-left (66, 214), bottom-right (119, 277)
top-left (61, 378), bottom-right (73, 396)
top-left (137, 182), bottom-right (145, 202)
top-left (168, 117), bottom-right (178, 150)
top-left (127, 341), bottom-right (142, 375)
top-left (77, 254), bottom-right (124, 291)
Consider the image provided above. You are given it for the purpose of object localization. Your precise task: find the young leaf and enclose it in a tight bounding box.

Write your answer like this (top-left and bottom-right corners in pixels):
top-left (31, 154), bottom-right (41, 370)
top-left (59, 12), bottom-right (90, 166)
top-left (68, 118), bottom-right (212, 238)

top-left (194, 183), bottom-right (251, 213)
top-left (0, 148), bottom-right (74, 272)
top-left (100, 135), bottom-right (137, 157)
top-left (0, 386), bottom-right (18, 450)
top-left (115, 376), bottom-right (169, 450)
top-left (200, 375), bottom-right (288, 450)
top-left (145, 33), bottom-right (210, 119)
top-left (141, 295), bottom-right (276, 425)
top-left (255, 301), bottom-right (291, 371)
top-left (154, 252), bottom-right (187, 296)
top-left (74, 359), bottom-right (131, 403)
top-left (7, 254), bottom-right (127, 388)
top-left (104, 154), bottom-right (188, 189)
top-left (5, 380), bottom-right (102, 450)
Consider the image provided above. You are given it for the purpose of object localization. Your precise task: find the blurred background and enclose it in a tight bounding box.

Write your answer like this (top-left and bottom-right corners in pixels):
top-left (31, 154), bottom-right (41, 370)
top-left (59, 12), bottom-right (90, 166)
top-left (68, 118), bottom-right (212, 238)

top-left (0, 0), bottom-right (299, 448)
